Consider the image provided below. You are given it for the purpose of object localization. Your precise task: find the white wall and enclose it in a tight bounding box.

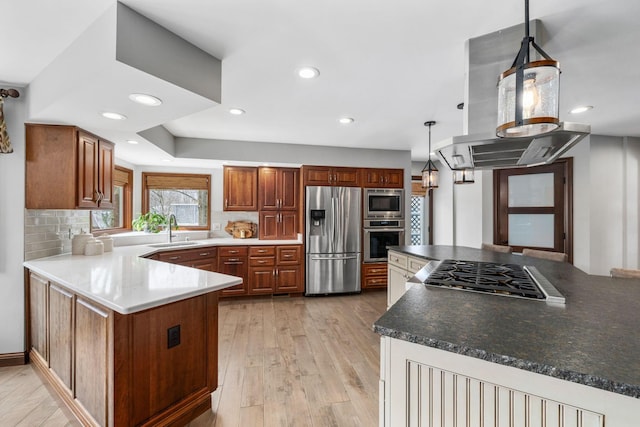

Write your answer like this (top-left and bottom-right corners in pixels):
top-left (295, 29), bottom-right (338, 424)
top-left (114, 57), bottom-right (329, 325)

top-left (0, 84), bottom-right (26, 354)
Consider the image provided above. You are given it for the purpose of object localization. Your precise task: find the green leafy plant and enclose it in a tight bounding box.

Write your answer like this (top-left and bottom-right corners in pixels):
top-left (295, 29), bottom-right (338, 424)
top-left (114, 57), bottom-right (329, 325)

top-left (132, 212), bottom-right (168, 233)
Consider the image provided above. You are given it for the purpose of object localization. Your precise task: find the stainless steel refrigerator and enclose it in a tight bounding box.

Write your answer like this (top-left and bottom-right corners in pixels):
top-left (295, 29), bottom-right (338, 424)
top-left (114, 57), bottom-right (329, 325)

top-left (305, 186), bottom-right (361, 295)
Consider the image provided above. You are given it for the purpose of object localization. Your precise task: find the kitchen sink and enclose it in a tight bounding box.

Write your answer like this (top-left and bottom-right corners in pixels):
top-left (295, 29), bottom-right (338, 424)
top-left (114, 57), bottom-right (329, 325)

top-left (148, 241), bottom-right (200, 248)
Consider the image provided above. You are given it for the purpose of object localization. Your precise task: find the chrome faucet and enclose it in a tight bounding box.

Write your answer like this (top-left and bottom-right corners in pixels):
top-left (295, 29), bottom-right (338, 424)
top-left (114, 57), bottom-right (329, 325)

top-left (168, 214), bottom-right (178, 243)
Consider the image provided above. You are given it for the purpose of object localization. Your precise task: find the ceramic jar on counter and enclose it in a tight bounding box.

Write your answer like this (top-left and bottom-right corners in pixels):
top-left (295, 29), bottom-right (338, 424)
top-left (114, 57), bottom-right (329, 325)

top-left (84, 239), bottom-right (104, 256)
top-left (72, 231), bottom-right (93, 255)
top-left (96, 234), bottom-right (114, 252)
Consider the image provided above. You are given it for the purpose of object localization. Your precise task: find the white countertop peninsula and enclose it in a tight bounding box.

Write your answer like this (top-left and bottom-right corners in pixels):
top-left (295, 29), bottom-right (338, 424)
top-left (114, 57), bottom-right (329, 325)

top-left (23, 236), bottom-right (302, 426)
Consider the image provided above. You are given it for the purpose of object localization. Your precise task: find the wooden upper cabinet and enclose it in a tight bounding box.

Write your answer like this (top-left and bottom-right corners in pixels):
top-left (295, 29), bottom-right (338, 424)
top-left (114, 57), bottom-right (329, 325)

top-left (26, 124), bottom-right (114, 209)
top-left (223, 166), bottom-right (258, 211)
top-left (303, 166), bottom-right (360, 186)
top-left (362, 168), bottom-right (404, 188)
top-left (259, 167), bottom-right (299, 210)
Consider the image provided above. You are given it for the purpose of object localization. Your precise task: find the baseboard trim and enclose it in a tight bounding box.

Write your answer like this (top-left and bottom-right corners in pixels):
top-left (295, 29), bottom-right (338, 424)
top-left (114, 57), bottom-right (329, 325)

top-left (0, 352), bottom-right (27, 367)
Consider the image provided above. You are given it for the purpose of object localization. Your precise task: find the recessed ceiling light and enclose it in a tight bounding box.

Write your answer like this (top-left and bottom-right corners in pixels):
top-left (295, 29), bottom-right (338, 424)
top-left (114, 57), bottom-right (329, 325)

top-left (569, 105), bottom-right (593, 114)
top-left (128, 93), bottom-right (162, 106)
top-left (229, 108), bottom-right (245, 115)
top-left (339, 117), bottom-right (354, 124)
top-left (101, 112), bottom-right (127, 120)
top-left (126, 139), bottom-right (139, 145)
top-left (297, 66), bottom-right (320, 79)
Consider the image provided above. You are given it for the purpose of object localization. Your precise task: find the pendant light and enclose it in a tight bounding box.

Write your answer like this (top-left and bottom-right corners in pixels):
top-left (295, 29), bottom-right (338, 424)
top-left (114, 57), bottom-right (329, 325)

top-left (421, 120), bottom-right (439, 189)
top-left (496, 0), bottom-right (560, 138)
top-left (453, 169), bottom-right (475, 184)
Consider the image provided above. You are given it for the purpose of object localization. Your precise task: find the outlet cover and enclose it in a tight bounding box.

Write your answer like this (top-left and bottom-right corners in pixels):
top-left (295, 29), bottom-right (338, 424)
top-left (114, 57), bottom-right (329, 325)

top-left (212, 223), bottom-right (221, 230)
top-left (167, 325), bottom-right (180, 349)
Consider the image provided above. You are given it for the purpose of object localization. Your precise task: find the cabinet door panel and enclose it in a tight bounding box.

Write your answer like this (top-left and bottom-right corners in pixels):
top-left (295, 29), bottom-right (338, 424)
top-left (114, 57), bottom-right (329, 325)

top-left (279, 212), bottom-right (299, 240)
top-left (258, 167), bottom-right (279, 210)
top-left (334, 168), bottom-right (360, 186)
top-left (259, 212), bottom-right (279, 240)
top-left (249, 266), bottom-right (276, 294)
top-left (77, 132), bottom-right (99, 208)
top-left (97, 141), bottom-right (114, 208)
top-left (277, 246), bottom-right (301, 264)
top-left (304, 167), bottom-right (331, 185)
top-left (279, 168), bottom-right (299, 210)
top-left (275, 266), bottom-right (302, 292)
top-left (224, 166), bottom-right (258, 211)
top-left (75, 298), bottom-right (109, 427)
top-left (49, 284), bottom-right (73, 391)
top-left (29, 273), bottom-right (48, 361)
top-left (218, 256), bottom-right (247, 296)
top-left (384, 169), bottom-right (404, 188)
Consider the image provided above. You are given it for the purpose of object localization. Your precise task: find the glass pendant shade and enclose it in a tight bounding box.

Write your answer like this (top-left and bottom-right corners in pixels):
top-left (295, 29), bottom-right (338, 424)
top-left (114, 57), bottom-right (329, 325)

top-left (422, 161), bottom-right (439, 189)
top-left (497, 60), bottom-right (560, 137)
top-left (453, 169), bottom-right (475, 184)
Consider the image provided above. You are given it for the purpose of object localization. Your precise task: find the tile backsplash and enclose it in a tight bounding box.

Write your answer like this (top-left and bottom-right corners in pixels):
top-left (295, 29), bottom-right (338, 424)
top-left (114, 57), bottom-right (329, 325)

top-left (210, 211), bottom-right (259, 237)
top-left (24, 210), bottom-right (90, 260)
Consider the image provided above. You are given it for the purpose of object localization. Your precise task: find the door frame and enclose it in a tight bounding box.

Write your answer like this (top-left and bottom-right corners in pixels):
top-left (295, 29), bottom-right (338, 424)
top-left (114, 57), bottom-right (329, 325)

top-left (493, 158), bottom-right (573, 263)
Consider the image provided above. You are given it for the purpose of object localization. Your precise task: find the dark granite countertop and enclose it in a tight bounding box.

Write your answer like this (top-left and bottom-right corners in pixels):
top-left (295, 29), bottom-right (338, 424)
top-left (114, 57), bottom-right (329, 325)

top-left (374, 245), bottom-right (640, 399)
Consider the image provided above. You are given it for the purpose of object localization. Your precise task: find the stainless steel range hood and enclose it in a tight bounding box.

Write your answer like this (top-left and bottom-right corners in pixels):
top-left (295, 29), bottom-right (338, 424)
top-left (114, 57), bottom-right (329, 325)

top-left (436, 122), bottom-right (590, 170)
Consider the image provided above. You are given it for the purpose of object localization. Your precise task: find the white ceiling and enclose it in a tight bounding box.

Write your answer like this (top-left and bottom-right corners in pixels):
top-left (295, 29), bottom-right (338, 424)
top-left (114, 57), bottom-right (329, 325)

top-left (2, 0), bottom-right (639, 167)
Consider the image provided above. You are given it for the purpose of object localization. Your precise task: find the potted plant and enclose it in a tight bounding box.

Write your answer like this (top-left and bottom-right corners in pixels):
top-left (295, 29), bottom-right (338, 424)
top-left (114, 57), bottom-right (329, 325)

top-left (132, 212), bottom-right (168, 233)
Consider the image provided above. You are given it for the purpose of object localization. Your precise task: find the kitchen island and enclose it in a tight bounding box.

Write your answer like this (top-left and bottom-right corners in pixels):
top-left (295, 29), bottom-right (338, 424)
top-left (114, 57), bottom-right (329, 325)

top-left (24, 244), bottom-right (243, 427)
top-left (375, 245), bottom-right (640, 426)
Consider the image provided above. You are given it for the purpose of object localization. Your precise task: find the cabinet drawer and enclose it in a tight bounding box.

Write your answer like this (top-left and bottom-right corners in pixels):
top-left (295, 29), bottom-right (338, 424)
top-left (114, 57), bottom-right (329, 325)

top-left (157, 246), bottom-right (217, 263)
top-left (364, 276), bottom-right (388, 287)
top-left (219, 246), bottom-right (248, 257)
top-left (249, 256), bottom-right (275, 267)
top-left (407, 256), bottom-right (427, 274)
top-left (277, 246), bottom-right (301, 264)
top-left (363, 263), bottom-right (388, 277)
top-left (249, 246), bottom-right (275, 256)
top-left (388, 251), bottom-right (408, 269)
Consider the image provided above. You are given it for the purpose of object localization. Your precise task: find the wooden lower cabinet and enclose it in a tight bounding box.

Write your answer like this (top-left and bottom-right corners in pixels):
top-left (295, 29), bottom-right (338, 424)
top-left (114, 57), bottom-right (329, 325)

top-left (27, 271), bottom-right (220, 427)
top-left (362, 262), bottom-right (388, 290)
top-left (218, 246), bottom-right (249, 296)
top-left (247, 245), bottom-right (303, 295)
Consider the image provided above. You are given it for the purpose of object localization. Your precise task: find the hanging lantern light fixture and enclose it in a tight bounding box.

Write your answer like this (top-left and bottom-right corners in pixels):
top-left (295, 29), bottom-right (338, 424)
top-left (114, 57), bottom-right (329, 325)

top-left (421, 120), bottom-right (439, 189)
top-left (496, 0), bottom-right (560, 138)
top-left (453, 169), bottom-right (475, 184)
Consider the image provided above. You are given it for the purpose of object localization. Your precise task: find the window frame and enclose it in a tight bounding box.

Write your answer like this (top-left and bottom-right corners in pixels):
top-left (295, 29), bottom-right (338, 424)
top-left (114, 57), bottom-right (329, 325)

top-left (141, 172), bottom-right (211, 231)
top-left (90, 165), bottom-right (133, 234)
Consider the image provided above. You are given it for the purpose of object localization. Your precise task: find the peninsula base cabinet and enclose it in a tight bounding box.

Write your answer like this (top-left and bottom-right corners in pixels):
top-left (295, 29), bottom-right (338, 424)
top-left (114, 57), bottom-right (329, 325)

top-left (379, 337), bottom-right (640, 427)
top-left (387, 250), bottom-right (427, 308)
top-left (26, 271), bottom-right (220, 427)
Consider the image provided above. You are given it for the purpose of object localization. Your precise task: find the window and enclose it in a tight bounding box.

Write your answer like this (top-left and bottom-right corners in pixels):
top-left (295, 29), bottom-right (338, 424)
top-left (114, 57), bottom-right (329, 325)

top-left (91, 166), bottom-right (133, 233)
top-left (142, 172), bottom-right (211, 230)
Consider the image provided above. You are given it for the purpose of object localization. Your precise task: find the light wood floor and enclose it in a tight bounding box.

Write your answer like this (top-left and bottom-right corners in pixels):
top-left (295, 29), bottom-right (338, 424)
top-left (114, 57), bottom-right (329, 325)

top-left (0, 291), bottom-right (386, 426)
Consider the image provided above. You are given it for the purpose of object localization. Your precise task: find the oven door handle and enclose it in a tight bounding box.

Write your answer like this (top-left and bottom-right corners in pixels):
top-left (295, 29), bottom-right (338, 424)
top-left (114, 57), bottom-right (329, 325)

top-left (364, 228), bottom-right (405, 233)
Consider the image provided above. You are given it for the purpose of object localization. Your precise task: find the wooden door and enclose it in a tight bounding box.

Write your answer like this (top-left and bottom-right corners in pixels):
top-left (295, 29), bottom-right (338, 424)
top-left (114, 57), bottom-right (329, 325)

top-left (77, 131), bottom-right (99, 208)
top-left (258, 167), bottom-right (278, 210)
top-left (333, 167), bottom-right (360, 186)
top-left (49, 284), bottom-right (74, 391)
top-left (218, 256), bottom-right (247, 296)
top-left (97, 140), bottom-right (114, 208)
top-left (259, 212), bottom-right (279, 240)
top-left (224, 166), bottom-right (258, 211)
top-left (278, 168), bottom-right (299, 210)
top-left (279, 212), bottom-right (299, 240)
top-left (275, 265), bottom-right (301, 292)
top-left (29, 272), bottom-right (48, 361)
top-left (384, 169), bottom-right (404, 188)
top-left (303, 166), bottom-right (332, 186)
top-left (494, 158), bottom-right (572, 262)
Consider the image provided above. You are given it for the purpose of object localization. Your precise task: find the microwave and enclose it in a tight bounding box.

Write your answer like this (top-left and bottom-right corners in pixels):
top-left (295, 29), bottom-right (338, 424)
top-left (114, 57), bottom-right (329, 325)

top-left (364, 188), bottom-right (404, 219)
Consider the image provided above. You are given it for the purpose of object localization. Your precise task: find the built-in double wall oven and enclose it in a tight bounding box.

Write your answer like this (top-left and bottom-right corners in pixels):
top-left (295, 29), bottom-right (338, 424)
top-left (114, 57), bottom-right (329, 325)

top-left (363, 188), bottom-right (405, 263)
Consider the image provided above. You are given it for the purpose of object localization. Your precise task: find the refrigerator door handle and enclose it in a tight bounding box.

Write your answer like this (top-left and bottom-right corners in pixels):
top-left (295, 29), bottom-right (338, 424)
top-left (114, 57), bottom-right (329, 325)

top-left (310, 255), bottom-right (359, 261)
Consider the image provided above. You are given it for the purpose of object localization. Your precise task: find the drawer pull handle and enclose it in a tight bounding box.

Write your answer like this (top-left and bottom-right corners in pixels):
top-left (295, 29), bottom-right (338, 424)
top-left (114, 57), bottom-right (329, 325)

top-left (228, 258), bottom-right (240, 262)
top-left (199, 253), bottom-right (210, 256)
top-left (169, 256), bottom-right (180, 260)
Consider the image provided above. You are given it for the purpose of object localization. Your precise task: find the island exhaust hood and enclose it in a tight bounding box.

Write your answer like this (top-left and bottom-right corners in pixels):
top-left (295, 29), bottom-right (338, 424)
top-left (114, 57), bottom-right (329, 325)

top-left (436, 121), bottom-right (590, 170)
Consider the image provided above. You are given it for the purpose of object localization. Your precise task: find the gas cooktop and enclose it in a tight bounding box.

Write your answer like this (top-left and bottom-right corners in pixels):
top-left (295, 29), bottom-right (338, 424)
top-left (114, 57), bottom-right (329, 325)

top-left (423, 259), bottom-right (565, 303)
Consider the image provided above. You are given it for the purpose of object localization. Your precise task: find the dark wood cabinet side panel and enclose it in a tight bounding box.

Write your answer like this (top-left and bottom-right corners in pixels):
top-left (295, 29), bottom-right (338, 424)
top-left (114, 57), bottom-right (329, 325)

top-left (131, 297), bottom-right (208, 425)
top-left (25, 124), bottom-right (78, 209)
top-left (28, 272), bottom-right (48, 361)
top-left (75, 298), bottom-right (109, 427)
top-left (49, 284), bottom-right (73, 391)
